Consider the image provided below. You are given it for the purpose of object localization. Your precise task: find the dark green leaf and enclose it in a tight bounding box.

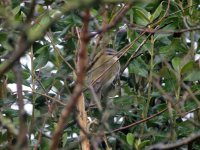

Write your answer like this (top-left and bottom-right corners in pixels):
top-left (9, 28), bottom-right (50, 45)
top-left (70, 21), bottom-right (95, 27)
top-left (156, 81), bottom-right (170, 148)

top-left (150, 2), bottom-right (163, 22)
top-left (34, 45), bottom-right (49, 70)
top-left (133, 7), bottom-right (150, 25)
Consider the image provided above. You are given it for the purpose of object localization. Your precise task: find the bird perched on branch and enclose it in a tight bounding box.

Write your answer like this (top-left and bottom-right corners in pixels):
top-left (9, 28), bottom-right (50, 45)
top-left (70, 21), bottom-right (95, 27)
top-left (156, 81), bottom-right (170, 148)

top-left (87, 48), bottom-right (120, 101)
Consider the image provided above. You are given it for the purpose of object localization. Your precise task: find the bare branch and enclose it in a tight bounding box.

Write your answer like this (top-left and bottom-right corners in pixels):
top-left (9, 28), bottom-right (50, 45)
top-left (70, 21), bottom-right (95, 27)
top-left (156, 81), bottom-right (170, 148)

top-left (110, 107), bottom-right (167, 133)
top-left (120, 33), bottom-right (151, 74)
top-left (12, 61), bottom-right (27, 149)
top-left (127, 25), bottom-right (200, 34)
top-left (147, 132), bottom-right (200, 150)
top-left (50, 9), bottom-right (90, 150)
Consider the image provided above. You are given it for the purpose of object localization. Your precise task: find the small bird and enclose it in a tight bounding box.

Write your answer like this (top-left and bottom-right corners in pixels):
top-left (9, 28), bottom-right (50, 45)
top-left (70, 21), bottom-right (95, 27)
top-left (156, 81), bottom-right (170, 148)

top-left (87, 48), bottom-right (120, 100)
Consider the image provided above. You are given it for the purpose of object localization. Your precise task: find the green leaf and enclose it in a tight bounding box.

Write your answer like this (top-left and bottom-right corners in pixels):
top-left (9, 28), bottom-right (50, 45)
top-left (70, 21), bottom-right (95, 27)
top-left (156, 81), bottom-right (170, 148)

top-left (113, 95), bottom-right (134, 106)
top-left (172, 57), bottom-right (181, 72)
top-left (138, 140), bottom-right (151, 149)
top-left (155, 103), bottom-right (167, 112)
top-left (126, 133), bottom-right (134, 146)
top-left (184, 70), bottom-right (200, 81)
top-left (159, 38), bottom-right (187, 60)
top-left (0, 32), bottom-right (7, 43)
top-left (22, 66), bottom-right (31, 79)
top-left (160, 67), bottom-right (177, 92)
top-left (42, 77), bottom-right (54, 89)
top-left (150, 2), bottom-right (163, 22)
top-left (62, 132), bottom-right (68, 147)
top-left (3, 108), bottom-right (18, 118)
top-left (34, 45), bottom-right (49, 70)
top-left (54, 47), bottom-right (62, 68)
top-left (135, 139), bottom-right (141, 150)
top-left (40, 137), bottom-right (51, 150)
top-left (12, 6), bottom-right (21, 15)
top-left (152, 134), bottom-right (167, 143)
top-left (181, 61), bottom-right (195, 74)
top-left (133, 7), bottom-right (150, 26)
top-left (177, 120), bottom-right (194, 137)
top-left (28, 14), bottom-right (52, 41)
top-left (129, 57), bottom-right (148, 78)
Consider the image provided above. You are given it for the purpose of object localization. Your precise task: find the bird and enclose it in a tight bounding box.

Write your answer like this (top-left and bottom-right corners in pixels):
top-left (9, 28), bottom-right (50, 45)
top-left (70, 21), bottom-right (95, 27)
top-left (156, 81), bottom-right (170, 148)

top-left (87, 48), bottom-right (120, 101)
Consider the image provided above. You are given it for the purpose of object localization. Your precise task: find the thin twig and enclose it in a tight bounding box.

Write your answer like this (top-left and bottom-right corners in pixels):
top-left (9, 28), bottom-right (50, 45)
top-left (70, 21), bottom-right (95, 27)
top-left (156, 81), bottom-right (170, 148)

top-left (34, 113), bottom-right (50, 150)
top-left (120, 33), bottom-right (151, 74)
top-left (147, 132), bottom-right (200, 150)
top-left (128, 26), bottom-right (200, 34)
top-left (88, 85), bottom-right (103, 112)
top-left (110, 107), bottom-right (168, 133)
top-left (21, 90), bottom-right (66, 105)
top-left (12, 61), bottom-right (27, 149)
top-left (46, 31), bottom-right (75, 72)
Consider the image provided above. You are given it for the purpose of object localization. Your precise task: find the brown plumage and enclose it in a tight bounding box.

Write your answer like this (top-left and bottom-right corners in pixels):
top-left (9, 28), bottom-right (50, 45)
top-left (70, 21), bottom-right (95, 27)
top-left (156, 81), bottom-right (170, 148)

top-left (87, 48), bottom-right (120, 100)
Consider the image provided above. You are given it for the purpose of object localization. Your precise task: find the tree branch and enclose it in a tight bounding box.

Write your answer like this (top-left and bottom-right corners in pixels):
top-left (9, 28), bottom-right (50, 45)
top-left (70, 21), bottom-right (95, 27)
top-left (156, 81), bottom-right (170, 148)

top-left (50, 9), bottom-right (90, 150)
top-left (147, 132), bottom-right (200, 150)
top-left (12, 61), bottom-right (27, 149)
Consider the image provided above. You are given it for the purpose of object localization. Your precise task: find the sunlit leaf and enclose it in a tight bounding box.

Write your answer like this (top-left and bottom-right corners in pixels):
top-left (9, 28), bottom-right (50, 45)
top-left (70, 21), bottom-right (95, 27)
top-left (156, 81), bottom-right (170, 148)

top-left (126, 133), bottom-right (134, 146)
